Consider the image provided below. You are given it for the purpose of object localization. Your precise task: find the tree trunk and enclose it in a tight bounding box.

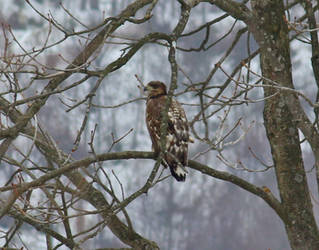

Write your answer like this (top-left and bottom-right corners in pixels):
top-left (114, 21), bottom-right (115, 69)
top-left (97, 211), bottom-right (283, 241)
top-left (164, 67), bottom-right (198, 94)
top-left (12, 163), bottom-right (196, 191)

top-left (249, 1), bottom-right (319, 249)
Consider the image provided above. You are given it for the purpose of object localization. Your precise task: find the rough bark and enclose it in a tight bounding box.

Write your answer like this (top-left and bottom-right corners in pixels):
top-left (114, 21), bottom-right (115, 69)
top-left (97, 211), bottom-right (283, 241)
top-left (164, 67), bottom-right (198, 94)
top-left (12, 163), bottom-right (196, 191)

top-left (248, 1), bottom-right (319, 249)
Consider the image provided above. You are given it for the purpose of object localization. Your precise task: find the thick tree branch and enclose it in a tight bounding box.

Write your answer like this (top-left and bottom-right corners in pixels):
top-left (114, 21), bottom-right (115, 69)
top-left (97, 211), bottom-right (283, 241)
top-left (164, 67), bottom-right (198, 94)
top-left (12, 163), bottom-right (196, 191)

top-left (205, 0), bottom-right (252, 21)
top-left (187, 160), bottom-right (285, 221)
top-left (1, 150), bottom-right (285, 224)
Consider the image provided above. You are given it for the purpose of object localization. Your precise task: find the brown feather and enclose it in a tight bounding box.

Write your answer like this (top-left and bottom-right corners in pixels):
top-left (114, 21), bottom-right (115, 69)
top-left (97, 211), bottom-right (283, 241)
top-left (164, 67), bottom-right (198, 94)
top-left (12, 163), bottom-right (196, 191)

top-left (145, 81), bottom-right (191, 182)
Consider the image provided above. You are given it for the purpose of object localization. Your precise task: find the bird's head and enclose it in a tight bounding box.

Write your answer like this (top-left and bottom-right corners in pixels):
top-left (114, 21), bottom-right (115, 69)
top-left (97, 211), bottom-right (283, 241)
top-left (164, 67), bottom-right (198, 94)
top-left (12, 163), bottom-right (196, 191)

top-left (144, 81), bottom-right (167, 98)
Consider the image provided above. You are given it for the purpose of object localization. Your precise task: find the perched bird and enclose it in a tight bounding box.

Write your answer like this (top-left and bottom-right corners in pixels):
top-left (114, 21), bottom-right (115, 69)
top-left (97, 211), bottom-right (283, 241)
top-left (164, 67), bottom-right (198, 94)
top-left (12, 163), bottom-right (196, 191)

top-left (144, 81), bottom-right (193, 181)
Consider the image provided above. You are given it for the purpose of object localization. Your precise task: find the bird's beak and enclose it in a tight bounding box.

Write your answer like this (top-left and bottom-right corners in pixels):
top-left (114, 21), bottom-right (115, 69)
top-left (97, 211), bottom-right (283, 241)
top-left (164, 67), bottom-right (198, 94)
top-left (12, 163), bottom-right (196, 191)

top-left (144, 86), bottom-right (151, 92)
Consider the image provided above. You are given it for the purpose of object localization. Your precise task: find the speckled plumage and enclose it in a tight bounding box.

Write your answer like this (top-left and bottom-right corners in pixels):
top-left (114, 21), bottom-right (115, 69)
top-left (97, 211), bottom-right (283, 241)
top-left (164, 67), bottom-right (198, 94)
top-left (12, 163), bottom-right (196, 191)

top-left (145, 81), bottom-right (191, 182)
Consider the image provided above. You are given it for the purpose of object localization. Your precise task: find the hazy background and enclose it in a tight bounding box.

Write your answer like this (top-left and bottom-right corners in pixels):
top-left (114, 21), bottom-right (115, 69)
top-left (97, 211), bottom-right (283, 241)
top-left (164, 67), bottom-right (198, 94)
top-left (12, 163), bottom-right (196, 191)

top-left (1, 1), bottom-right (317, 249)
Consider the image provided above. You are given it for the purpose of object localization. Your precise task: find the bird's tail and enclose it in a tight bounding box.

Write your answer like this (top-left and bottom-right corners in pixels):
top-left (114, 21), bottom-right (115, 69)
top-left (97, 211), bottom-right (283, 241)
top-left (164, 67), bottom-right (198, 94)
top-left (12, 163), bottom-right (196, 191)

top-left (169, 164), bottom-right (188, 182)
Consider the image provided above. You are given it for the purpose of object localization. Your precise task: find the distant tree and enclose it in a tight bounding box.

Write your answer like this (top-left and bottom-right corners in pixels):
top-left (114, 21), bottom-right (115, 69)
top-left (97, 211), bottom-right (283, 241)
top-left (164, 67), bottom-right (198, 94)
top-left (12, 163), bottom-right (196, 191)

top-left (0, 0), bottom-right (319, 249)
